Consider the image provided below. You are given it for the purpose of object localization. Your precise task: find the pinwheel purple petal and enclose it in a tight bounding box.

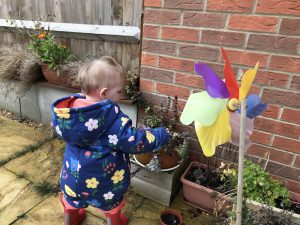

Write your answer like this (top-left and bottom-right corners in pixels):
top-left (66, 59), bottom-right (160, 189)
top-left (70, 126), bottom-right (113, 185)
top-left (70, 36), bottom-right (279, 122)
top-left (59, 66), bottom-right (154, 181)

top-left (194, 63), bottom-right (230, 99)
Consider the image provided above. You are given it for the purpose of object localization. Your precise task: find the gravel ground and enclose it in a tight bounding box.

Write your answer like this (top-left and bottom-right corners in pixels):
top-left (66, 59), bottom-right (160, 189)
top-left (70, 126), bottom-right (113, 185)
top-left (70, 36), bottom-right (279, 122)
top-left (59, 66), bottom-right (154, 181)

top-left (0, 108), bottom-right (43, 129)
top-left (0, 108), bottom-right (54, 140)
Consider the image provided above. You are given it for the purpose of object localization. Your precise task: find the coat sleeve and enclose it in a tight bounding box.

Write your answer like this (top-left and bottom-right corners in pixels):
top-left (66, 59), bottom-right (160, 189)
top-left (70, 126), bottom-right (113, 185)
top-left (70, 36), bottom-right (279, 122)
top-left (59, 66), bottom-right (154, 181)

top-left (116, 117), bottom-right (170, 154)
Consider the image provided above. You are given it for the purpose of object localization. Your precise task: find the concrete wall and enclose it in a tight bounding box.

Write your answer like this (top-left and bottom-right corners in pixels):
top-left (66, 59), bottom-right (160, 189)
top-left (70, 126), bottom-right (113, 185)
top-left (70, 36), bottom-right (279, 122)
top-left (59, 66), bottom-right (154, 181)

top-left (0, 81), bottom-right (137, 127)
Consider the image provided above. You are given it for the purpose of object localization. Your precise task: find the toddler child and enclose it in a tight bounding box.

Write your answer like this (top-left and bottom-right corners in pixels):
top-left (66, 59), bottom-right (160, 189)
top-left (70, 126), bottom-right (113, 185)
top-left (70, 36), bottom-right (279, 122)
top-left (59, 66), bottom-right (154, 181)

top-left (51, 56), bottom-right (170, 225)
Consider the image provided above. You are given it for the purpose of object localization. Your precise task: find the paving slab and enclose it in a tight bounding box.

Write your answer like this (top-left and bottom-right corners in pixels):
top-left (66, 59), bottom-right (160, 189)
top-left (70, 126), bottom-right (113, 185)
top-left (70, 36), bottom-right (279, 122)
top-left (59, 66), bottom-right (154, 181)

top-left (0, 115), bottom-right (47, 162)
top-left (4, 139), bottom-right (65, 185)
top-left (13, 196), bottom-right (106, 225)
top-left (0, 168), bottom-right (45, 225)
top-left (170, 189), bottom-right (216, 225)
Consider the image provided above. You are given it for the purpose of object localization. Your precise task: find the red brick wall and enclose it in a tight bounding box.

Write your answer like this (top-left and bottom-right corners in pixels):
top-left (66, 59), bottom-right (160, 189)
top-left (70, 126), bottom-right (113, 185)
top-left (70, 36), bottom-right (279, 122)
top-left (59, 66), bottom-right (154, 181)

top-left (141, 0), bottom-right (300, 193)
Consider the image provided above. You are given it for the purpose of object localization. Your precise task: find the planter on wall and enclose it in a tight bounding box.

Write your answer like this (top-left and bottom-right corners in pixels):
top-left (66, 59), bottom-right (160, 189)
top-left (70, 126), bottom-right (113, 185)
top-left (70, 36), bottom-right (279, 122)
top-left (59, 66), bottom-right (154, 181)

top-left (180, 161), bottom-right (232, 214)
top-left (40, 64), bottom-right (80, 90)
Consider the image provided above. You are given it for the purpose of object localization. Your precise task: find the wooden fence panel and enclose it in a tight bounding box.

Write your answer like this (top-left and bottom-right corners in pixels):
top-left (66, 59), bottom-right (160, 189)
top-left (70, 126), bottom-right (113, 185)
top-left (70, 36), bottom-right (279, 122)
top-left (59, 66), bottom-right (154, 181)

top-left (0, 0), bottom-right (141, 71)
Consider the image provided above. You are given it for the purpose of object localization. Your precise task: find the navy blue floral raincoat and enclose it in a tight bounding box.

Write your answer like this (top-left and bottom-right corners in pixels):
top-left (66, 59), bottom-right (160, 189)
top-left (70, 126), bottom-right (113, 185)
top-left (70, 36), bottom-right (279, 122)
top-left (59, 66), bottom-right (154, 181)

top-left (51, 95), bottom-right (170, 210)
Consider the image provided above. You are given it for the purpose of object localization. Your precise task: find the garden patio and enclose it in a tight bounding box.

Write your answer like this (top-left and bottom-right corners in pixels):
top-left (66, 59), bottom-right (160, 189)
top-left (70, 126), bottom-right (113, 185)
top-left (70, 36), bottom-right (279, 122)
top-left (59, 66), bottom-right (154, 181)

top-left (0, 112), bottom-right (214, 225)
top-left (0, 0), bottom-right (299, 224)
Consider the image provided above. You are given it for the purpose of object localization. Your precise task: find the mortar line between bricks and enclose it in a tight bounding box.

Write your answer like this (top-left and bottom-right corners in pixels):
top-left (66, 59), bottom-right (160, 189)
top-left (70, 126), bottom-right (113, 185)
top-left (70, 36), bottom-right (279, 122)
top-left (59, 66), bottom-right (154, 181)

top-left (272, 133), bottom-right (300, 142)
top-left (265, 54), bottom-right (272, 71)
top-left (144, 22), bottom-right (300, 38)
top-left (252, 0), bottom-right (259, 14)
top-left (257, 116), bottom-right (300, 126)
top-left (275, 16), bottom-right (282, 34)
top-left (144, 6), bottom-right (300, 18)
top-left (179, 9), bottom-right (184, 26)
top-left (254, 140), bottom-right (299, 156)
top-left (291, 155), bottom-right (296, 167)
top-left (229, 147), bottom-right (297, 171)
top-left (145, 8), bottom-right (183, 13)
top-left (202, 0), bottom-right (207, 12)
top-left (225, 13), bottom-right (230, 29)
top-left (286, 73), bottom-right (293, 88)
top-left (278, 107), bottom-right (284, 120)
top-left (141, 65), bottom-right (294, 78)
top-left (270, 133), bottom-right (275, 146)
top-left (243, 32), bottom-right (250, 49)
top-left (141, 90), bottom-right (187, 101)
top-left (142, 39), bottom-right (300, 60)
top-left (155, 80), bottom-right (199, 90)
top-left (143, 35), bottom-right (300, 55)
top-left (142, 51), bottom-right (300, 79)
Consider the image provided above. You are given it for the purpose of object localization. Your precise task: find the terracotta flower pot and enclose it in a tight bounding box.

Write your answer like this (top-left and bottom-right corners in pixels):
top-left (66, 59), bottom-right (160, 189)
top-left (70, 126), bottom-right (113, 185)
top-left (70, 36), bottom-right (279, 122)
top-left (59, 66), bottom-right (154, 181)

top-left (134, 149), bottom-right (180, 170)
top-left (40, 64), bottom-right (80, 89)
top-left (160, 209), bottom-right (183, 225)
top-left (180, 161), bottom-right (232, 214)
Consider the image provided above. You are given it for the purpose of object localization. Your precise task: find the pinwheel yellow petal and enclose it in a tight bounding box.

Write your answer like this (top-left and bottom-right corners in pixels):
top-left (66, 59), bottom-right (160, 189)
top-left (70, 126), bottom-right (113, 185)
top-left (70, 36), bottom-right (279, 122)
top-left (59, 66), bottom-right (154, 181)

top-left (239, 62), bottom-right (259, 100)
top-left (195, 107), bottom-right (231, 157)
top-left (180, 91), bottom-right (228, 126)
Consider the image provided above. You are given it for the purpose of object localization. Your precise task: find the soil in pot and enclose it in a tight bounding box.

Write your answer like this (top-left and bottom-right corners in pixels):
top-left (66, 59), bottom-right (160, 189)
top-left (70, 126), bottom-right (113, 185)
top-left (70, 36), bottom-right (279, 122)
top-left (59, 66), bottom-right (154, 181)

top-left (186, 166), bottom-right (231, 193)
top-left (275, 198), bottom-right (300, 215)
top-left (135, 149), bottom-right (180, 169)
top-left (160, 210), bottom-right (182, 225)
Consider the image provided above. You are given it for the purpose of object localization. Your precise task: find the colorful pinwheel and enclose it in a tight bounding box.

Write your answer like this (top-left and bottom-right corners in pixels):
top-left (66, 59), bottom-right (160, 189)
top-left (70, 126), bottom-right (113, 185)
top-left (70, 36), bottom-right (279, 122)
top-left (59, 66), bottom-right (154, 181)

top-left (180, 48), bottom-right (267, 157)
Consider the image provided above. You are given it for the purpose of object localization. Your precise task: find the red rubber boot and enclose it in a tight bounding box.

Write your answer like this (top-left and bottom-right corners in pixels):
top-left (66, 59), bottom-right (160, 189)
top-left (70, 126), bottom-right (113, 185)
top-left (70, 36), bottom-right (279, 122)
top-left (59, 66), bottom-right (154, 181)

top-left (59, 193), bottom-right (86, 225)
top-left (104, 199), bottom-right (128, 225)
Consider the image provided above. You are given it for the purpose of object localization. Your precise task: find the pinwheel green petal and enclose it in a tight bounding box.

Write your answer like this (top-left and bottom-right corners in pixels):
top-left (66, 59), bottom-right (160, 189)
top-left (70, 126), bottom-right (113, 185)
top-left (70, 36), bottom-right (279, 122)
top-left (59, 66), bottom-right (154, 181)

top-left (180, 91), bottom-right (228, 126)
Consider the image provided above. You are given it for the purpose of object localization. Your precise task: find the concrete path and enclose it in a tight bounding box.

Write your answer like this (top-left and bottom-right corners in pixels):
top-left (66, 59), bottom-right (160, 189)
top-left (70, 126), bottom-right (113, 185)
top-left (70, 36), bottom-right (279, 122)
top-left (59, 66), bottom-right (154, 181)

top-left (0, 115), bottom-right (215, 225)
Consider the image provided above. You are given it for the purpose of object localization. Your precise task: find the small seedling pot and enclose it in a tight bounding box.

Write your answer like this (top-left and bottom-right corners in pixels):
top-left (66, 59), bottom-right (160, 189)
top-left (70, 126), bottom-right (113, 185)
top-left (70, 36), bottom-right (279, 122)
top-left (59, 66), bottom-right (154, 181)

top-left (160, 209), bottom-right (183, 225)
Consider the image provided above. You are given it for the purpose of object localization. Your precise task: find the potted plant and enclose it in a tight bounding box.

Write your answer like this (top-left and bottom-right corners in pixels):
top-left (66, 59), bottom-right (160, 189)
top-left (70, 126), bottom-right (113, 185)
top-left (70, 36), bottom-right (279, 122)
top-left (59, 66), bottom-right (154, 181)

top-left (180, 145), bottom-right (234, 214)
top-left (160, 209), bottom-right (183, 225)
top-left (27, 21), bottom-right (74, 87)
top-left (125, 72), bottom-right (189, 172)
top-left (5, 19), bottom-right (75, 89)
top-left (181, 151), bottom-right (300, 222)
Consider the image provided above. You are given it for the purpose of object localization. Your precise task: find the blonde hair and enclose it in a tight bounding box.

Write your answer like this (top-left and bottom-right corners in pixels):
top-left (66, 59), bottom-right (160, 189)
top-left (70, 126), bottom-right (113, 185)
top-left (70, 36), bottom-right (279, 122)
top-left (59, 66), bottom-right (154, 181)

top-left (77, 56), bottom-right (123, 95)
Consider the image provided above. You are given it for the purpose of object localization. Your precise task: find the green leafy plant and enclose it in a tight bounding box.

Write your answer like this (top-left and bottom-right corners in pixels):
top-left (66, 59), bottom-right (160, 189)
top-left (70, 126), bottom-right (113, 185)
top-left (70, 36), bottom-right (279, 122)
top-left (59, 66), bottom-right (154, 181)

top-left (125, 71), bottom-right (189, 161)
top-left (28, 22), bottom-right (73, 73)
top-left (222, 160), bottom-right (291, 208)
top-left (6, 19), bottom-right (73, 74)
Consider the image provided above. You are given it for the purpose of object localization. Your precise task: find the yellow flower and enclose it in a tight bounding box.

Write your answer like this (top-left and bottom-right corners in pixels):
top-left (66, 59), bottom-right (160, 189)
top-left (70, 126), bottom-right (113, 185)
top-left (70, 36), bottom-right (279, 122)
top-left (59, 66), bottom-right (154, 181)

top-left (121, 117), bottom-right (129, 126)
top-left (111, 169), bottom-right (125, 184)
top-left (65, 184), bottom-right (76, 197)
top-left (146, 131), bottom-right (155, 144)
top-left (86, 177), bottom-right (99, 189)
top-left (54, 108), bottom-right (70, 119)
top-left (223, 168), bottom-right (236, 177)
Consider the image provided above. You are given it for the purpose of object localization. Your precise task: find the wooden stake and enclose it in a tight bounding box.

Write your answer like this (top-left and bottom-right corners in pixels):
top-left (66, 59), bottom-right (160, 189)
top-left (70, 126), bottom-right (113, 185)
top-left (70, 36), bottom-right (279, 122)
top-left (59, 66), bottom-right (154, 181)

top-left (236, 99), bottom-right (247, 225)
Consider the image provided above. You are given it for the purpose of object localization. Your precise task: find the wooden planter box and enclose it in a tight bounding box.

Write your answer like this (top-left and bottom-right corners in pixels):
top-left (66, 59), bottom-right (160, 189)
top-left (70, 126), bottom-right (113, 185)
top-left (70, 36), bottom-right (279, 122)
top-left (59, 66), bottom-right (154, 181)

top-left (180, 161), bottom-right (232, 214)
top-left (130, 161), bottom-right (186, 206)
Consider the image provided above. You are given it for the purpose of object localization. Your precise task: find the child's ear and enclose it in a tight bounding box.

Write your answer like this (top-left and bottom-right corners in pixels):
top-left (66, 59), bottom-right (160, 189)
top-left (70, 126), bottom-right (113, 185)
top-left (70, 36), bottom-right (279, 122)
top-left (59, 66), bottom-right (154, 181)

top-left (99, 88), bottom-right (108, 98)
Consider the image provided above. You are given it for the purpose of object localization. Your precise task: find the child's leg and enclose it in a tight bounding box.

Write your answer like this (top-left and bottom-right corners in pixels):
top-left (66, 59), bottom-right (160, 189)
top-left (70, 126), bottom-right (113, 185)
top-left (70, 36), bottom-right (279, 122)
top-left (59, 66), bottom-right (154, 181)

top-left (103, 199), bottom-right (128, 225)
top-left (59, 192), bottom-right (86, 225)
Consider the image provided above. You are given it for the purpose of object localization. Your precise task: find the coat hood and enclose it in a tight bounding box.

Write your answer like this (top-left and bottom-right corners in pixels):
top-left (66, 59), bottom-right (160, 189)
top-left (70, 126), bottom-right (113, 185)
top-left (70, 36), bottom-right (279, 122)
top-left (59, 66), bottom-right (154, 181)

top-left (51, 95), bottom-right (119, 146)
